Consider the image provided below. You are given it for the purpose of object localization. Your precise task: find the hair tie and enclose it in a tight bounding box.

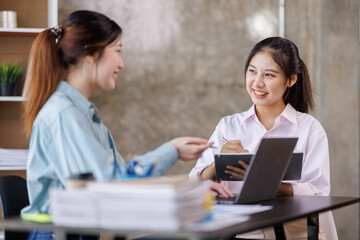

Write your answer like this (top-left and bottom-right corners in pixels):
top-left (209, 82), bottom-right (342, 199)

top-left (50, 25), bottom-right (63, 41)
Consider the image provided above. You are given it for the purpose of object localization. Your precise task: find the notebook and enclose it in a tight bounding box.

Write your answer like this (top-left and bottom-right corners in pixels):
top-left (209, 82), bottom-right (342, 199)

top-left (215, 152), bottom-right (303, 181)
top-left (216, 137), bottom-right (298, 204)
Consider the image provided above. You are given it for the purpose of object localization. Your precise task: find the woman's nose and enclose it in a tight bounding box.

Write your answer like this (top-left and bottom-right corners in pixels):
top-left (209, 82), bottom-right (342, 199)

top-left (254, 75), bottom-right (264, 87)
top-left (118, 56), bottom-right (124, 69)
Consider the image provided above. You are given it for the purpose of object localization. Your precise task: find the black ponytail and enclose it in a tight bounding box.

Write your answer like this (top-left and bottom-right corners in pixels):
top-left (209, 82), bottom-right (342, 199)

top-left (283, 59), bottom-right (314, 113)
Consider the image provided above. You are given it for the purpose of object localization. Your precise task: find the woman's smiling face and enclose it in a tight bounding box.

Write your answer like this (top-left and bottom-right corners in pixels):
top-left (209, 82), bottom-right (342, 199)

top-left (245, 51), bottom-right (289, 109)
top-left (94, 36), bottom-right (124, 91)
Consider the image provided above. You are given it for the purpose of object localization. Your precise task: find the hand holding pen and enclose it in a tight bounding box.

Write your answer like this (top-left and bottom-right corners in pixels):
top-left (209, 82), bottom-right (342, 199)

top-left (169, 137), bottom-right (214, 161)
top-left (220, 137), bottom-right (249, 154)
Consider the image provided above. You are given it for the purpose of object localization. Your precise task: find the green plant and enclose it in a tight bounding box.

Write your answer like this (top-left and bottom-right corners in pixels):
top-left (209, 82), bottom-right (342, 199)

top-left (0, 62), bottom-right (23, 84)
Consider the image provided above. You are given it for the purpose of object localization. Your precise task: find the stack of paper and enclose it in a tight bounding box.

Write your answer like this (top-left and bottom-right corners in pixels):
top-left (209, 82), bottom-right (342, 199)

top-left (0, 148), bottom-right (28, 167)
top-left (51, 175), bottom-right (212, 231)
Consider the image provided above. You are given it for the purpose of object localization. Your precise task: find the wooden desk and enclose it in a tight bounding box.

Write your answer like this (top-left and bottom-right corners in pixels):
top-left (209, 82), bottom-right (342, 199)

top-left (0, 196), bottom-right (359, 240)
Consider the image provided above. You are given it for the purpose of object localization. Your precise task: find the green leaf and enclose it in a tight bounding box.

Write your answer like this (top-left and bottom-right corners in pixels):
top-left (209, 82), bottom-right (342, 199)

top-left (0, 62), bottom-right (23, 83)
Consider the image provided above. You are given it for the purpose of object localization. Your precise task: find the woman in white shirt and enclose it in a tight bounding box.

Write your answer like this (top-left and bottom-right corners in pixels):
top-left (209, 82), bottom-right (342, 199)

top-left (189, 37), bottom-right (337, 240)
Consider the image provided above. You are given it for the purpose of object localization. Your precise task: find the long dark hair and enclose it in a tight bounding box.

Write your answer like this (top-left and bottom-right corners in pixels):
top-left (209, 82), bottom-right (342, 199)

top-left (244, 37), bottom-right (314, 113)
top-left (24, 10), bottom-right (122, 136)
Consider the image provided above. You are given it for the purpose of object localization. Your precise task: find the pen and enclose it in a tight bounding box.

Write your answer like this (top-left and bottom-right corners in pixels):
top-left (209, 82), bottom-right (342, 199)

top-left (221, 137), bottom-right (228, 144)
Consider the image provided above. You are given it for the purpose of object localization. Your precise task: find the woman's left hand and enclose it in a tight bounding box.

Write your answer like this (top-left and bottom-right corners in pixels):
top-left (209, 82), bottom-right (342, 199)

top-left (277, 183), bottom-right (294, 195)
top-left (224, 160), bottom-right (249, 180)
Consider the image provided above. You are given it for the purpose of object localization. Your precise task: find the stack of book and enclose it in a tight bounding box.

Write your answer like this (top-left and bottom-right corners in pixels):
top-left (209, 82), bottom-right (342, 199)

top-left (51, 175), bottom-right (212, 231)
top-left (0, 148), bottom-right (28, 168)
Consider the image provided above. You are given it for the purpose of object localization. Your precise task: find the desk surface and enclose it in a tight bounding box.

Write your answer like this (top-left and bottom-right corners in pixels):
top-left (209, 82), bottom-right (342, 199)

top-left (1, 195), bottom-right (359, 240)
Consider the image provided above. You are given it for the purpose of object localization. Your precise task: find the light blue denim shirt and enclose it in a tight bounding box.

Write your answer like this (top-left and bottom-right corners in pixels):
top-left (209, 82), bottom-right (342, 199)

top-left (22, 81), bottom-right (178, 214)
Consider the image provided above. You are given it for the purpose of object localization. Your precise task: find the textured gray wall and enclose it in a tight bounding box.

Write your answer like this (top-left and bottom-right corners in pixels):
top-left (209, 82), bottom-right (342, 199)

top-left (318, 1), bottom-right (359, 239)
top-left (58, 0), bottom-right (359, 239)
top-left (286, 0), bottom-right (359, 239)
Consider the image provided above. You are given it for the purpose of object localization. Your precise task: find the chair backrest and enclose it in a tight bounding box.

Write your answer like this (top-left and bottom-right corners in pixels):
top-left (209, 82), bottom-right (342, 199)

top-left (0, 175), bottom-right (29, 240)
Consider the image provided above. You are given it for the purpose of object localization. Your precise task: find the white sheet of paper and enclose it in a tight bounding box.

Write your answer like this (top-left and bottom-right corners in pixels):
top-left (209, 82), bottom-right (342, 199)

top-left (213, 204), bottom-right (272, 216)
top-left (185, 204), bottom-right (272, 231)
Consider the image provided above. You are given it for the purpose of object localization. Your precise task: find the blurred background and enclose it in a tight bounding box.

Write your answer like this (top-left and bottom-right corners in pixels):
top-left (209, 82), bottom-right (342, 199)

top-left (58, 0), bottom-right (359, 239)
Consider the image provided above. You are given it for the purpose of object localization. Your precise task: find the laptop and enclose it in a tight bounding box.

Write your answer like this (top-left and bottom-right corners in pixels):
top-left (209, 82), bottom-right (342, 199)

top-left (216, 137), bottom-right (298, 204)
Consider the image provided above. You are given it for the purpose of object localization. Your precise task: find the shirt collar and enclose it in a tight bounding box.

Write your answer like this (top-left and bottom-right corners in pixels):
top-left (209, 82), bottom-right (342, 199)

top-left (56, 81), bottom-right (101, 123)
top-left (280, 104), bottom-right (298, 125)
top-left (243, 104), bottom-right (297, 125)
top-left (243, 105), bottom-right (256, 121)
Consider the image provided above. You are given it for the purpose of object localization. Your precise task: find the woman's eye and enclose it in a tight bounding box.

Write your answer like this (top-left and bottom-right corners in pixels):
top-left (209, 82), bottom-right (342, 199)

top-left (248, 69), bottom-right (256, 74)
top-left (265, 73), bottom-right (275, 77)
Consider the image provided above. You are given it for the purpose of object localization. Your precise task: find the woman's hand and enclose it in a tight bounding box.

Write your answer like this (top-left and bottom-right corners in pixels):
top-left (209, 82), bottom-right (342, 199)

top-left (169, 137), bottom-right (213, 161)
top-left (225, 161), bottom-right (248, 180)
top-left (206, 180), bottom-right (234, 198)
top-left (277, 183), bottom-right (294, 196)
top-left (221, 140), bottom-right (249, 153)
top-left (221, 140), bottom-right (249, 180)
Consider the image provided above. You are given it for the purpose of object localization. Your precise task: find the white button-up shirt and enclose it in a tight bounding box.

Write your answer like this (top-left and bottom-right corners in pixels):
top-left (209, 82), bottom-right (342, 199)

top-left (189, 104), bottom-right (330, 196)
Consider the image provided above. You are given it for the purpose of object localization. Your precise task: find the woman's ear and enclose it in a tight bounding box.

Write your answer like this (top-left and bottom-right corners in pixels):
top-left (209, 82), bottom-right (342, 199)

top-left (85, 54), bottom-right (96, 64)
top-left (288, 74), bottom-right (297, 87)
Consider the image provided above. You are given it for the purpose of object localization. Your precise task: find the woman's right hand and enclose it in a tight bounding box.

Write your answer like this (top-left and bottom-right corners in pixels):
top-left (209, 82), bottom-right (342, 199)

top-left (200, 140), bottom-right (250, 180)
top-left (221, 140), bottom-right (249, 153)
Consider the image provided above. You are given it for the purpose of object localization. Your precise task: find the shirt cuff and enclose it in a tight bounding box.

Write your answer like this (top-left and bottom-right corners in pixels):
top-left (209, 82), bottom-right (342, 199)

top-left (199, 165), bottom-right (208, 176)
top-left (290, 182), bottom-right (325, 196)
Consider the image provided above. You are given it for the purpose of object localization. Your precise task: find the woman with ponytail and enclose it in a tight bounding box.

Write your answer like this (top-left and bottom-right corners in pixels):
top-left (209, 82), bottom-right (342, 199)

top-left (22, 10), bottom-right (232, 240)
top-left (190, 37), bottom-right (337, 239)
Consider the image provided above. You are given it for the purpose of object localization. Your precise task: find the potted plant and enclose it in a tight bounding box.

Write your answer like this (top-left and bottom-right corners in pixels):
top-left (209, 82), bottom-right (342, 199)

top-left (0, 62), bottom-right (23, 96)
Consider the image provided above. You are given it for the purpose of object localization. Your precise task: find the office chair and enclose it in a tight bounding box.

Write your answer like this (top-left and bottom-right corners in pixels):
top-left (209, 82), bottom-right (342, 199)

top-left (0, 175), bottom-right (29, 240)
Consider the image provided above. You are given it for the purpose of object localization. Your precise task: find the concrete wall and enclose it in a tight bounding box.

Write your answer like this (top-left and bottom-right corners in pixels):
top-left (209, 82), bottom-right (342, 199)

top-left (318, 1), bottom-right (359, 238)
top-left (286, 0), bottom-right (359, 239)
top-left (58, 1), bottom-right (359, 239)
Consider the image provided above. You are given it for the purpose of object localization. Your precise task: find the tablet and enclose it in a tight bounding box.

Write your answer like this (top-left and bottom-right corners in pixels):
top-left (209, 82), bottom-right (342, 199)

top-left (214, 152), bottom-right (303, 181)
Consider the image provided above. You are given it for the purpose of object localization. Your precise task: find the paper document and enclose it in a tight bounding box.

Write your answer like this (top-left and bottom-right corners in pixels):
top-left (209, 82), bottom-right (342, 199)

top-left (185, 204), bottom-right (272, 231)
top-left (185, 215), bottom-right (250, 231)
top-left (0, 148), bottom-right (28, 166)
top-left (213, 204), bottom-right (273, 216)
top-left (51, 175), bottom-right (214, 231)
